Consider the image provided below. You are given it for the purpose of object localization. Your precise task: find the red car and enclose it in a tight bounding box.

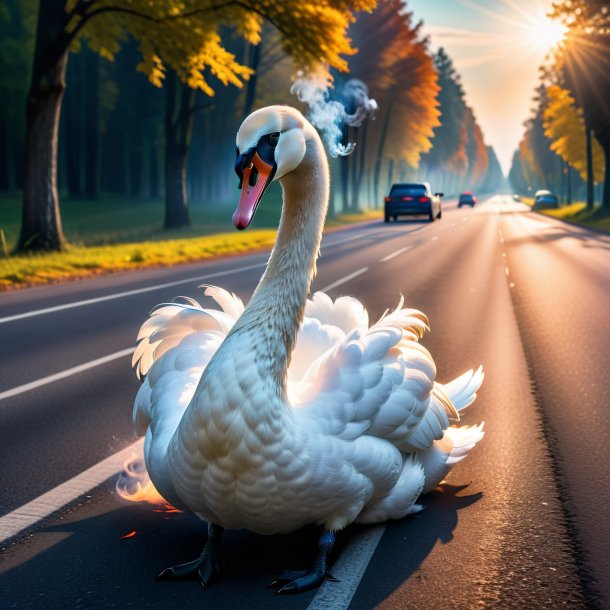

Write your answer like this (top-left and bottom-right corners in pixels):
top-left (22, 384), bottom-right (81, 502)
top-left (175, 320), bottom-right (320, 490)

top-left (458, 192), bottom-right (477, 207)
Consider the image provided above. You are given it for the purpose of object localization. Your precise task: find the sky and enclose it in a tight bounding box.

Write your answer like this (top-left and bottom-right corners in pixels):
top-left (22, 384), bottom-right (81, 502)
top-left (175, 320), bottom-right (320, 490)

top-left (407, 0), bottom-right (562, 174)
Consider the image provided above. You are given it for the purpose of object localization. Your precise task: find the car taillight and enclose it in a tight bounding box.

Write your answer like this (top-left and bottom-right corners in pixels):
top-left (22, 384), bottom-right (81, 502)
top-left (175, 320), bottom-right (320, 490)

top-left (401, 196), bottom-right (413, 201)
top-left (419, 196), bottom-right (430, 203)
top-left (384, 196), bottom-right (391, 203)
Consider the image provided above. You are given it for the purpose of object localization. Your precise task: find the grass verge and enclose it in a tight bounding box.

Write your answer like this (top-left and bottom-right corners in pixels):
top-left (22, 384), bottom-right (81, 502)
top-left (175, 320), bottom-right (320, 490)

top-left (0, 205), bottom-right (382, 290)
top-left (519, 197), bottom-right (610, 232)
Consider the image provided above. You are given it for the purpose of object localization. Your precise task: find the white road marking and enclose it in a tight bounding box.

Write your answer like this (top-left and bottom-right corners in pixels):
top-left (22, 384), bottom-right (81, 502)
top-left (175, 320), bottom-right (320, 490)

top-left (307, 525), bottom-right (385, 610)
top-left (0, 348), bottom-right (133, 403)
top-left (0, 230), bottom-right (376, 326)
top-left (0, 262), bottom-right (267, 325)
top-left (320, 268), bottom-right (368, 293)
top-left (0, 438), bottom-right (144, 544)
top-left (379, 246), bottom-right (412, 262)
top-left (325, 232), bottom-right (366, 247)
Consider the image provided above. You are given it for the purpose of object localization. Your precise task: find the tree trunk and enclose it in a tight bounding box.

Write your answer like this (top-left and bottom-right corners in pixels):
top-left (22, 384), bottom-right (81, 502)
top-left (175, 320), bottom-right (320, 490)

top-left (340, 126), bottom-right (350, 213)
top-left (65, 53), bottom-right (82, 199)
top-left (585, 125), bottom-right (594, 211)
top-left (595, 125), bottom-right (610, 211)
top-left (84, 51), bottom-right (99, 199)
top-left (350, 121), bottom-right (368, 212)
top-left (16, 0), bottom-right (71, 252)
top-left (242, 43), bottom-right (261, 119)
top-left (164, 72), bottom-right (194, 229)
top-left (373, 102), bottom-right (393, 203)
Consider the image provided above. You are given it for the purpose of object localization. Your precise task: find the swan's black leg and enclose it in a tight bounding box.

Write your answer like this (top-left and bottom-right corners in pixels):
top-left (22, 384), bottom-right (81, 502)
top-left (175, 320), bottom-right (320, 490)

top-left (157, 523), bottom-right (224, 589)
top-left (270, 530), bottom-right (339, 595)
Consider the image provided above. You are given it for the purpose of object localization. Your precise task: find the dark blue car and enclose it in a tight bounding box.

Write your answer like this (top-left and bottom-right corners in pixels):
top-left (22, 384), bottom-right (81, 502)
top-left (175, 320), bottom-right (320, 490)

top-left (384, 182), bottom-right (443, 222)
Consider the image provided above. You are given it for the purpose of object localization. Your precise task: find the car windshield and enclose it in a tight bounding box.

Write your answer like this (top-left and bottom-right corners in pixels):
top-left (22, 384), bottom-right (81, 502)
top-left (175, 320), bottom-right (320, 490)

top-left (539, 196), bottom-right (558, 203)
top-left (390, 184), bottom-right (427, 197)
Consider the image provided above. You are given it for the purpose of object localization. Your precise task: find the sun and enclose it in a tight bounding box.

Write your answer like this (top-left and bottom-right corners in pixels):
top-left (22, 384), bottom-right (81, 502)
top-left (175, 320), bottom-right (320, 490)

top-left (523, 15), bottom-right (567, 53)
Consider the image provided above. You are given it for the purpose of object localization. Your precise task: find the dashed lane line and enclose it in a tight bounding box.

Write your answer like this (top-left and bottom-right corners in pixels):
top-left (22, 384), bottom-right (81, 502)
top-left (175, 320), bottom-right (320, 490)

top-left (0, 231), bottom-right (377, 326)
top-left (379, 246), bottom-right (412, 262)
top-left (319, 268), bottom-right (369, 293)
top-left (0, 348), bottom-right (133, 403)
top-left (0, 262), bottom-right (266, 325)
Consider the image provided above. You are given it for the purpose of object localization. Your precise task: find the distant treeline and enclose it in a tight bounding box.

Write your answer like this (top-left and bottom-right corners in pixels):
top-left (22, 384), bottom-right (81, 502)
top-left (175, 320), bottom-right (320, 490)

top-left (0, 1), bottom-right (503, 235)
top-left (510, 1), bottom-right (609, 210)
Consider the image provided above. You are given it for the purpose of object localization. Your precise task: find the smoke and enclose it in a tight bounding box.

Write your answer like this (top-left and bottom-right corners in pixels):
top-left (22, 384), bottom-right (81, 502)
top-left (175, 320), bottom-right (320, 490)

top-left (291, 71), bottom-right (377, 158)
top-left (342, 79), bottom-right (379, 127)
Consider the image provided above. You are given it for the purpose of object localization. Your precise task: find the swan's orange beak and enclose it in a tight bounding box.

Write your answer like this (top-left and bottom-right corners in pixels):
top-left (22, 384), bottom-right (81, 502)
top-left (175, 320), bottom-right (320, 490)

top-left (233, 152), bottom-right (276, 230)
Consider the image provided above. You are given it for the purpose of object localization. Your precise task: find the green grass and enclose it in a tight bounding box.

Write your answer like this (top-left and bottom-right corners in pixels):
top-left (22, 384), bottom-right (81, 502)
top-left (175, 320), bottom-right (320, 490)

top-left (0, 190), bottom-right (382, 290)
top-left (518, 196), bottom-right (610, 232)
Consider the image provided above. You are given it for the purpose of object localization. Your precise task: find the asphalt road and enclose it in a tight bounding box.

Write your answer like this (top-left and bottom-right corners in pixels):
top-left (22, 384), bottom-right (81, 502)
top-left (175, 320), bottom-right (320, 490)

top-left (1, 195), bottom-right (608, 609)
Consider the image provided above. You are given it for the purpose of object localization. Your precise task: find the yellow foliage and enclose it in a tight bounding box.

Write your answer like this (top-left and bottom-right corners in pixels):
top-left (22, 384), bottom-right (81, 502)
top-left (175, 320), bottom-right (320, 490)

top-left (66, 0), bottom-right (377, 92)
top-left (543, 85), bottom-right (604, 182)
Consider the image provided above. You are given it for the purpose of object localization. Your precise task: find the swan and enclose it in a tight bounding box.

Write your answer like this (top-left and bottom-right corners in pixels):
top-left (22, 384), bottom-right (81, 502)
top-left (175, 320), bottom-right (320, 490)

top-left (131, 105), bottom-right (484, 594)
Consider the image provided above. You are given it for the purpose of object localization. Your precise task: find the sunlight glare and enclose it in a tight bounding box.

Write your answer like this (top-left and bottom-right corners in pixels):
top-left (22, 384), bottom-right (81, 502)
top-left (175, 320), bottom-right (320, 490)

top-left (523, 15), bottom-right (567, 53)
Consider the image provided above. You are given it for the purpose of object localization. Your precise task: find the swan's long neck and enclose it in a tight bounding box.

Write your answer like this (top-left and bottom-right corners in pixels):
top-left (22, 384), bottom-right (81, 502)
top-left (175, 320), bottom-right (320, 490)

top-left (230, 138), bottom-right (329, 386)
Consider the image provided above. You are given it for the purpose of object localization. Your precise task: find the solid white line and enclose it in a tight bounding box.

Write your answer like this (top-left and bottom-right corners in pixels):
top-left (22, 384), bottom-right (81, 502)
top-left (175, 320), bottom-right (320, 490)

top-left (380, 246), bottom-right (411, 262)
top-left (0, 348), bottom-right (133, 402)
top-left (320, 268), bottom-right (368, 293)
top-left (0, 262), bottom-right (266, 325)
top-left (0, 438), bottom-right (144, 544)
top-left (307, 525), bottom-right (385, 610)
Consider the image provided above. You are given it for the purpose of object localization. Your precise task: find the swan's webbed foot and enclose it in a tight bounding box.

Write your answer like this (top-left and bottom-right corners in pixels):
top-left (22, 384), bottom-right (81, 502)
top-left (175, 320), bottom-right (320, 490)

top-left (269, 531), bottom-right (338, 595)
top-left (156, 523), bottom-right (223, 589)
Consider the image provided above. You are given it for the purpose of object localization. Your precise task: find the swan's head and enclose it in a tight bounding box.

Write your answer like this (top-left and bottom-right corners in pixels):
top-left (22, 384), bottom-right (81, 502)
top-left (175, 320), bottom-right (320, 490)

top-left (233, 105), bottom-right (318, 230)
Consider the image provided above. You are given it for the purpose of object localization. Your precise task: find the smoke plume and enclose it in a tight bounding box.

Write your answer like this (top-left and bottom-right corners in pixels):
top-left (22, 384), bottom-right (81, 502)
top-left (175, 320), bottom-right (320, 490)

top-left (291, 71), bottom-right (377, 158)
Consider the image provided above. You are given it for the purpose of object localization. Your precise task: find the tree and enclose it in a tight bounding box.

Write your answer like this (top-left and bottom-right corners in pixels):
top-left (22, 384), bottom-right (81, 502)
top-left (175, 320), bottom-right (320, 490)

top-left (345, 0), bottom-right (440, 207)
top-left (0, 0), bottom-right (36, 192)
top-left (550, 0), bottom-right (610, 209)
top-left (543, 84), bottom-right (604, 209)
top-left (16, 0), bottom-right (376, 252)
top-left (421, 48), bottom-right (489, 195)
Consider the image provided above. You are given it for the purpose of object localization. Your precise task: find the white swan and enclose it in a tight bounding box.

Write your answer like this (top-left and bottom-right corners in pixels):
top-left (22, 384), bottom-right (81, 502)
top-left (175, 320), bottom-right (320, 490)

top-left (131, 105), bottom-right (484, 593)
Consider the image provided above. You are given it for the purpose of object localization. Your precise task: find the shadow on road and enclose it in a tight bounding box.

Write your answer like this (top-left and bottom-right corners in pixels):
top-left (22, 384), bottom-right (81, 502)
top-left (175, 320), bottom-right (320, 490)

top-left (0, 483), bottom-right (482, 609)
top-left (350, 483), bottom-right (482, 608)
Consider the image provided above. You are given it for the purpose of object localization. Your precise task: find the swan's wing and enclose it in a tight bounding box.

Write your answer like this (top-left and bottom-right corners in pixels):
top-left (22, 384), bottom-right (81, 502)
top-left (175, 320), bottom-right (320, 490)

top-left (132, 285), bottom-right (243, 435)
top-left (292, 293), bottom-right (463, 453)
top-left (132, 286), bottom-right (243, 381)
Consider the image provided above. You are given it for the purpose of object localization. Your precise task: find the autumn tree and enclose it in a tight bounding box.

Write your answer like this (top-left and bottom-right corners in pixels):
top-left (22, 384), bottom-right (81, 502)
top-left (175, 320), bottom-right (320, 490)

top-left (510, 86), bottom-right (589, 200)
top-left (16, 0), bottom-right (375, 252)
top-left (543, 84), bottom-right (604, 209)
top-left (421, 48), bottom-right (490, 195)
top-left (344, 0), bottom-right (440, 208)
top-left (550, 0), bottom-right (610, 209)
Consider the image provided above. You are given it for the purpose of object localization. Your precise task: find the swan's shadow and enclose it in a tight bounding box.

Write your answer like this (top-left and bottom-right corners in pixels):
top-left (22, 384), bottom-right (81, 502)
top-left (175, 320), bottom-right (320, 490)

top-left (0, 483), bottom-right (481, 609)
top-left (347, 483), bottom-right (482, 608)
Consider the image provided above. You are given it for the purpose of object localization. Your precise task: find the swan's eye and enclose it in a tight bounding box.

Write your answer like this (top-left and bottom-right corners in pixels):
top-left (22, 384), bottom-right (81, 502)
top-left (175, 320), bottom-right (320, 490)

top-left (269, 132), bottom-right (280, 147)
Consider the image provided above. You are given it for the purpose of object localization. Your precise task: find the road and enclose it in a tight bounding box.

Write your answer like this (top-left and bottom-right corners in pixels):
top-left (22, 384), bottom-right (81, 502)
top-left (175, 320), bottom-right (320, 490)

top-left (1, 195), bottom-right (608, 609)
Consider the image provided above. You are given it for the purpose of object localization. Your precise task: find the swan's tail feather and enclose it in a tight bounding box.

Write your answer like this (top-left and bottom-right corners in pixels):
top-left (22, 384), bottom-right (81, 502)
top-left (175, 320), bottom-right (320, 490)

top-left (419, 422), bottom-right (485, 493)
top-left (445, 422), bottom-right (485, 465)
top-left (438, 365), bottom-right (484, 414)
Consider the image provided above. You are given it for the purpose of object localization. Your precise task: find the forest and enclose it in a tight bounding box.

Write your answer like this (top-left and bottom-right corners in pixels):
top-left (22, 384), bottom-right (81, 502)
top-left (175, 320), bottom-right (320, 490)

top-left (510, 0), bottom-right (609, 211)
top-left (0, 0), bottom-right (504, 253)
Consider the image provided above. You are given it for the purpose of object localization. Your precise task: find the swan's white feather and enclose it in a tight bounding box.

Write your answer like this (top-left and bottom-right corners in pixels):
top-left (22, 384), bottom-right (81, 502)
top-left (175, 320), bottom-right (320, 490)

top-left (131, 286), bottom-right (484, 530)
top-left (125, 105), bottom-right (484, 538)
